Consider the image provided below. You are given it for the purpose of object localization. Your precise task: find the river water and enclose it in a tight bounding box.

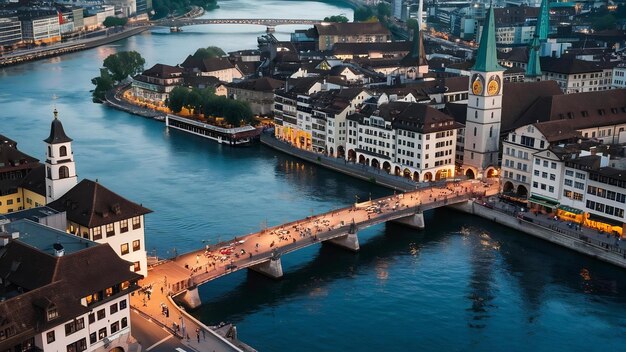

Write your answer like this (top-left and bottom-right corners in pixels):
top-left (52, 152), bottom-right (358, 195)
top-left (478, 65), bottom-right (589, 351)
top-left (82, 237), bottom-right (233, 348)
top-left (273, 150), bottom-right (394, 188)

top-left (1, 1), bottom-right (626, 351)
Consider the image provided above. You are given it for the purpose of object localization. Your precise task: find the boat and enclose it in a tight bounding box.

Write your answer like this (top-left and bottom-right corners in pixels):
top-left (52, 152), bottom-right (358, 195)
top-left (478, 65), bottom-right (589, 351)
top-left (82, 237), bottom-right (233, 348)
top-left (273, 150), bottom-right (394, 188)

top-left (165, 114), bottom-right (261, 146)
top-left (170, 26), bottom-right (183, 32)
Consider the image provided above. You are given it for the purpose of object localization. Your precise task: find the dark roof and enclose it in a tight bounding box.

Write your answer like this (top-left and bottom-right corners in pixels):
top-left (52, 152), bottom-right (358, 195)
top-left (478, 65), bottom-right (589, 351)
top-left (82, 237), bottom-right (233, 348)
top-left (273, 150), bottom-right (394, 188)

top-left (539, 57), bottom-right (618, 74)
top-left (43, 112), bottom-right (72, 144)
top-left (533, 120), bottom-right (581, 142)
top-left (0, 144), bottom-right (40, 196)
top-left (19, 164), bottom-right (45, 197)
top-left (501, 80), bottom-right (563, 132)
top-left (48, 179), bottom-right (152, 228)
top-left (142, 63), bottom-right (183, 78)
top-left (399, 29), bottom-right (428, 67)
top-left (372, 102), bottom-right (461, 133)
top-left (183, 75), bottom-right (222, 89)
top-left (0, 236), bottom-right (141, 345)
top-left (444, 102), bottom-right (468, 124)
top-left (0, 134), bottom-right (16, 148)
top-left (494, 6), bottom-right (540, 26)
top-left (314, 22), bottom-right (390, 36)
top-left (227, 77), bottom-right (284, 92)
top-left (180, 56), bottom-right (236, 73)
top-left (332, 41), bottom-right (411, 56)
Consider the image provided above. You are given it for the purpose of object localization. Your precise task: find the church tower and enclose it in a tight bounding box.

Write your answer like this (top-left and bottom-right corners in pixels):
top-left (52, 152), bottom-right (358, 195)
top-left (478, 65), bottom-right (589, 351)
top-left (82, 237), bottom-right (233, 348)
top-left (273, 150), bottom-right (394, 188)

top-left (44, 109), bottom-right (78, 203)
top-left (398, 27), bottom-right (428, 81)
top-left (462, 5), bottom-right (504, 179)
top-left (525, 0), bottom-right (548, 82)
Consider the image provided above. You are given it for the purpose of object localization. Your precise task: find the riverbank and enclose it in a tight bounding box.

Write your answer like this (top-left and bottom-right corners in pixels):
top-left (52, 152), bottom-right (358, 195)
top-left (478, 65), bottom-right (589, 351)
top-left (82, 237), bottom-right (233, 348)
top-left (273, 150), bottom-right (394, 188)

top-left (0, 26), bottom-right (150, 68)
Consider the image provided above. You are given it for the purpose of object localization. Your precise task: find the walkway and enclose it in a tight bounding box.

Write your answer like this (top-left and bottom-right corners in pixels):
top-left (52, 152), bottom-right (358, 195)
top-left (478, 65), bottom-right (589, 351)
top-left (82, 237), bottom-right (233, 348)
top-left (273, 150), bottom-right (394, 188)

top-left (133, 180), bottom-right (499, 348)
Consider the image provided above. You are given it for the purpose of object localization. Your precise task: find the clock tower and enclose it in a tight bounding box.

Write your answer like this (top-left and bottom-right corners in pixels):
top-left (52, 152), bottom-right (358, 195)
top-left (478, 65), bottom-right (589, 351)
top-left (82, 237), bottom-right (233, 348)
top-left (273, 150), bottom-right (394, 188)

top-left (462, 5), bottom-right (504, 179)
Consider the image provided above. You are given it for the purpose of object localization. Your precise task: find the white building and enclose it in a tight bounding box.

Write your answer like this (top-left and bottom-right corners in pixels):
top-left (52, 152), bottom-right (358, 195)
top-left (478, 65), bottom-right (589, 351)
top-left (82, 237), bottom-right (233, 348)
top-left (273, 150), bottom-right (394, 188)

top-left (48, 179), bottom-right (152, 277)
top-left (611, 63), bottom-right (626, 89)
top-left (20, 14), bottom-right (60, 44)
top-left (0, 219), bottom-right (141, 352)
top-left (44, 110), bottom-right (78, 204)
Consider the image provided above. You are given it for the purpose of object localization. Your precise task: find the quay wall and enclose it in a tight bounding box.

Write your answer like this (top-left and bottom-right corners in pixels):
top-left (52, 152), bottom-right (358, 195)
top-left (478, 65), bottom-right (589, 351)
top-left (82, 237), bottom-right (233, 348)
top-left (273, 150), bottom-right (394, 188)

top-left (450, 201), bottom-right (626, 268)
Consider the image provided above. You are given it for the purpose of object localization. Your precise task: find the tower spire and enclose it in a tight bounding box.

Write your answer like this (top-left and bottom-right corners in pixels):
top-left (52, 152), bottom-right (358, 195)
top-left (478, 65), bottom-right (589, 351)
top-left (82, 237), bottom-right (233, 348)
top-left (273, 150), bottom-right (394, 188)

top-left (472, 5), bottom-right (502, 72)
top-left (525, 35), bottom-right (542, 80)
top-left (536, 0), bottom-right (549, 41)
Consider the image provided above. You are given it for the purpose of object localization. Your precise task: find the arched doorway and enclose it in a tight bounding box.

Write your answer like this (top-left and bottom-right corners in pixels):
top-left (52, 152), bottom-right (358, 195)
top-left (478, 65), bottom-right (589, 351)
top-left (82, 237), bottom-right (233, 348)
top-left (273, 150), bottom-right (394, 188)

top-left (413, 171), bottom-right (419, 181)
top-left (329, 147), bottom-right (334, 157)
top-left (435, 169), bottom-right (448, 181)
top-left (403, 168), bottom-right (411, 179)
top-left (516, 185), bottom-right (528, 198)
top-left (423, 172), bottom-right (433, 182)
top-left (503, 181), bottom-right (514, 193)
top-left (371, 158), bottom-right (380, 169)
top-left (348, 149), bottom-right (356, 162)
top-left (358, 155), bottom-right (365, 164)
top-left (394, 166), bottom-right (401, 176)
top-left (486, 168), bottom-right (498, 178)
top-left (383, 161), bottom-right (391, 174)
top-left (365, 158), bottom-right (370, 166)
top-left (465, 169), bottom-right (475, 179)
top-left (338, 146), bottom-right (345, 158)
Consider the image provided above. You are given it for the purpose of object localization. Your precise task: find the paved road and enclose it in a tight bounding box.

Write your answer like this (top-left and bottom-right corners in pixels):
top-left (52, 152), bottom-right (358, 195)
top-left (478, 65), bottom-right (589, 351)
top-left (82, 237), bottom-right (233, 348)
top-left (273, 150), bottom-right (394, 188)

top-left (131, 310), bottom-right (184, 352)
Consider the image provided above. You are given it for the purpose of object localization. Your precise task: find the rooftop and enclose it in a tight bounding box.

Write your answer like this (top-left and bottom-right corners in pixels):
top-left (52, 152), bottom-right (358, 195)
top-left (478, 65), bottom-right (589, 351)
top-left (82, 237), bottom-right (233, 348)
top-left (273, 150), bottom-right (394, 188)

top-left (3, 219), bottom-right (98, 256)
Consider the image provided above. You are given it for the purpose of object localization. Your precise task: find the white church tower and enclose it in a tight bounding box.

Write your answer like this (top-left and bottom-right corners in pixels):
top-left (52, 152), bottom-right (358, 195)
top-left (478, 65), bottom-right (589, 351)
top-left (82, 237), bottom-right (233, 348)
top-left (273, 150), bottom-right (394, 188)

top-left (462, 5), bottom-right (504, 179)
top-left (44, 109), bottom-right (78, 203)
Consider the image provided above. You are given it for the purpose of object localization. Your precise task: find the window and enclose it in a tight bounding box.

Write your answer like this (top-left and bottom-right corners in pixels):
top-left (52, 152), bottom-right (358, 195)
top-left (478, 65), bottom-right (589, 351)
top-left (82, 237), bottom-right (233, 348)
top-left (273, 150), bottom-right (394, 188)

top-left (120, 219), bottom-right (128, 233)
top-left (89, 333), bottom-right (96, 345)
top-left (66, 338), bottom-right (87, 352)
top-left (106, 223), bottom-right (115, 237)
top-left (98, 328), bottom-right (107, 340)
top-left (132, 217), bottom-right (141, 230)
top-left (550, 174), bottom-right (556, 181)
top-left (110, 303), bottom-right (118, 315)
top-left (534, 170), bottom-right (540, 176)
top-left (551, 162), bottom-right (557, 169)
top-left (47, 306), bottom-right (58, 321)
top-left (59, 166), bottom-right (70, 179)
top-left (111, 321), bottom-right (120, 334)
top-left (573, 192), bottom-right (583, 201)
top-left (93, 227), bottom-right (102, 241)
top-left (574, 182), bottom-right (584, 190)
top-left (88, 313), bottom-right (95, 324)
top-left (60, 146), bottom-right (67, 157)
top-left (473, 127), bottom-right (477, 136)
top-left (119, 299), bottom-right (127, 310)
top-left (535, 158), bottom-right (540, 165)
top-left (565, 170), bottom-right (574, 176)
top-left (97, 309), bottom-right (105, 321)
top-left (133, 240), bottom-right (140, 252)
top-left (549, 186), bottom-right (554, 193)
top-left (47, 331), bottom-right (55, 344)
top-left (543, 160), bottom-right (548, 167)
top-left (121, 317), bottom-right (128, 329)
top-left (121, 243), bottom-right (129, 255)
top-left (133, 261), bottom-right (141, 272)
top-left (65, 318), bottom-right (85, 336)
top-left (533, 181), bottom-right (538, 188)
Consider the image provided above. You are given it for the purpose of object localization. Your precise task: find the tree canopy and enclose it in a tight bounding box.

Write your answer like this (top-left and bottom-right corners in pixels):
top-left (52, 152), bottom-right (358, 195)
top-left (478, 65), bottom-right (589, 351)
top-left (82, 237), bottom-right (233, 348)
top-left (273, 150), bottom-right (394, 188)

top-left (323, 15), bottom-right (349, 23)
top-left (102, 16), bottom-right (128, 27)
top-left (152, 0), bottom-right (218, 19)
top-left (192, 46), bottom-right (226, 59)
top-left (354, 3), bottom-right (390, 25)
top-left (91, 51), bottom-right (145, 102)
top-left (166, 86), bottom-right (254, 127)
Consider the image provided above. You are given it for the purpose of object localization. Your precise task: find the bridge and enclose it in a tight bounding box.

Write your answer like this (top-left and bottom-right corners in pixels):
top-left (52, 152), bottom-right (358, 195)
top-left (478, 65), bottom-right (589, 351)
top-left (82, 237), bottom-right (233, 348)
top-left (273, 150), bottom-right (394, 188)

top-left (155, 18), bottom-right (323, 32)
top-left (136, 179), bottom-right (499, 312)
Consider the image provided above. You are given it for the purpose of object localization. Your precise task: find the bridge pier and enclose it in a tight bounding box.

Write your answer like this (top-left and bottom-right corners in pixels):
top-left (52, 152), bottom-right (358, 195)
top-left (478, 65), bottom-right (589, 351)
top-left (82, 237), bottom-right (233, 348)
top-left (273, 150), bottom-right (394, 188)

top-left (266, 25), bottom-right (275, 33)
top-left (326, 231), bottom-right (360, 252)
top-left (249, 257), bottom-right (283, 279)
top-left (393, 212), bottom-right (425, 229)
top-left (178, 285), bottom-right (202, 309)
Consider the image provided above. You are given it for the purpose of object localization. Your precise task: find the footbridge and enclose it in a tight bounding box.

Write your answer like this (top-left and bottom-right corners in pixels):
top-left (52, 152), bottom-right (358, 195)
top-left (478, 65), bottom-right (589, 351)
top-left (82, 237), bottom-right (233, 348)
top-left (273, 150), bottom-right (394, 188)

top-left (141, 179), bottom-right (499, 310)
top-left (155, 18), bottom-right (323, 32)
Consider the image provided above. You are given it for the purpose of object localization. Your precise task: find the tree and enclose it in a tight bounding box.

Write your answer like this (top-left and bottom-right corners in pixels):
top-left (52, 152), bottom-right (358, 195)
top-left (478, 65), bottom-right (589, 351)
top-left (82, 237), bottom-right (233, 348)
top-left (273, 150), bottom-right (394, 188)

top-left (323, 15), bottom-right (349, 23)
top-left (223, 100), bottom-right (253, 127)
top-left (103, 51), bottom-right (145, 82)
top-left (151, 0), bottom-right (219, 19)
top-left (406, 18), bottom-right (419, 31)
top-left (184, 89), bottom-right (203, 114)
top-left (354, 6), bottom-right (374, 22)
top-left (192, 46), bottom-right (226, 59)
top-left (167, 87), bottom-right (189, 113)
top-left (91, 69), bottom-right (114, 102)
top-left (103, 16), bottom-right (128, 28)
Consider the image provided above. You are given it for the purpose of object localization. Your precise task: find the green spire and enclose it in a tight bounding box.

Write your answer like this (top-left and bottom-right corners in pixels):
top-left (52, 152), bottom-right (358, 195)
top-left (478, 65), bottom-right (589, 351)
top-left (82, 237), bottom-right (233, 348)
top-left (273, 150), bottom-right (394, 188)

top-left (536, 0), bottom-right (549, 41)
top-left (472, 6), bottom-right (503, 72)
top-left (526, 36), bottom-right (542, 78)
top-left (400, 28), bottom-right (428, 67)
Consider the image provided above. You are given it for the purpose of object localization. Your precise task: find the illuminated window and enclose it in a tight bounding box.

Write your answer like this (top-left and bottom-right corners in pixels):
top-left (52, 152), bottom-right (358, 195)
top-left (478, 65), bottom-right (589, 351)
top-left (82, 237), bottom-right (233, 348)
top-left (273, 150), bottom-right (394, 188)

top-left (121, 243), bottom-right (129, 255)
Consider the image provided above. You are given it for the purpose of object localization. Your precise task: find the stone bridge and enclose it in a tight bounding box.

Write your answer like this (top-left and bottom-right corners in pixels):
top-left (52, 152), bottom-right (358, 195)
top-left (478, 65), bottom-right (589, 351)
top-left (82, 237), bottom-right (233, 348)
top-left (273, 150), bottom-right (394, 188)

top-left (155, 18), bottom-right (323, 32)
top-left (142, 179), bottom-right (499, 309)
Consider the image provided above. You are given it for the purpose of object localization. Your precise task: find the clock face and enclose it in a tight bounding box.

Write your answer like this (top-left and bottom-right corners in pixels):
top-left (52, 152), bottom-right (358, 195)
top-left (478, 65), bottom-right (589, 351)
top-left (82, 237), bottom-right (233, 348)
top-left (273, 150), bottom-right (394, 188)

top-left (487, 76), bottom-right (501, 96)
top-left (471, 74), bottom-right (484, 95)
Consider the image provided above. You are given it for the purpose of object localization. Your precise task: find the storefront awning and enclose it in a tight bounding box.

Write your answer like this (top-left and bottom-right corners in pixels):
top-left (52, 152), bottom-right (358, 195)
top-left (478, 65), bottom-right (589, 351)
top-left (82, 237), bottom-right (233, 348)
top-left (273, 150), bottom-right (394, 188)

top-left (587, 213), bottom-right (624, 227)
top-left (558, 205), bottom-right (584, 215)
top-left (528, 194), bottom-right (559, 208)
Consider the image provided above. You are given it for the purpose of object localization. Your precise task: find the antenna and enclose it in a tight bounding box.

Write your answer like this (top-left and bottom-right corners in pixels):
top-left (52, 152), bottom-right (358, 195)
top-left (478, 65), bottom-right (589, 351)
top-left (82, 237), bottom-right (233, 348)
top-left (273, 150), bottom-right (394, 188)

top-left (52, 94), bottom-right (58, 119)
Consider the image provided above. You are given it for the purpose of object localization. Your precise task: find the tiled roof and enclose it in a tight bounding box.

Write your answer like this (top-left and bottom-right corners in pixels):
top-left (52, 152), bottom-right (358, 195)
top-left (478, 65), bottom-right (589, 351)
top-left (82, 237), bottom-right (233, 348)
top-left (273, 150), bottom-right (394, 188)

top-left (142, 63), bottom-right (183, 78)
top-left (20, 164), bottom-right (45, 197)
top-left (501, 80), bottom-right (563, 132)
top-left (375, 102), bottom-right (461, 133)
top-left (48, 179), bottom-right (152, 228)
top-left (227, 77), bottom-right (284, 92)
top-left (180, 56), bottom-right (235, 72)
top-left (314, 22), bottom-right (390, 36)
top-left (332, 41), bottom-right (411, 56)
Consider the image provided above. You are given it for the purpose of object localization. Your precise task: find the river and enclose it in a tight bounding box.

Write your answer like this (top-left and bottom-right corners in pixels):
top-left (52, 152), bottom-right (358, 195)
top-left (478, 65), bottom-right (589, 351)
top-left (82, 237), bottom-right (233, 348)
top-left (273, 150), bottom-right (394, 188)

top-left (1, 1), bottom-right (626, 351)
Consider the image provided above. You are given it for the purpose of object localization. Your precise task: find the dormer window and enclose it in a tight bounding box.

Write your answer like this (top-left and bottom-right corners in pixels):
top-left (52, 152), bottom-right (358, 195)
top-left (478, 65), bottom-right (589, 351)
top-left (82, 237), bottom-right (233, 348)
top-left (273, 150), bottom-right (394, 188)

top-left (47, 305), bottom-right (58, 321)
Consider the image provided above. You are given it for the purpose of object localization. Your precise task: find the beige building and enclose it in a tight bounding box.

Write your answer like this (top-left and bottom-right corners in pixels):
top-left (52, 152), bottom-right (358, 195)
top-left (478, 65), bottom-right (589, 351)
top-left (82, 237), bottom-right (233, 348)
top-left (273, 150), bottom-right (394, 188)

top-left (226, 77), bottom-right (284, 116)
top-left (314, 22), bottom-right (391, 51)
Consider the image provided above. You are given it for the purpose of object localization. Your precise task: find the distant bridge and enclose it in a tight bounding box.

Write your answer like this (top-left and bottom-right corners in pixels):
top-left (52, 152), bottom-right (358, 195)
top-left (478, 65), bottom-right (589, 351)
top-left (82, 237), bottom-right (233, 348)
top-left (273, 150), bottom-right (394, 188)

top-left (155, 18), bottom-right (323, 31)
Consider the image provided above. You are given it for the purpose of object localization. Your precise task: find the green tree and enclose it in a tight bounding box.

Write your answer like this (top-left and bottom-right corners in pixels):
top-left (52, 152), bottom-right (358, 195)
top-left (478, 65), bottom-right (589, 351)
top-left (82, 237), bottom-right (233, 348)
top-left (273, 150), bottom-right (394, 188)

top-left (91, 68), bottom-right (114, 102)
top-left (184, 89), bottom-right (203, 114)
top-left (151, 0), bottom-right (219, 19)
top-left (103, 51), bottom-right (145, 82)
top-left (167, 86), bottom-right (189, 113)
top-left (192, 46), bottom-right (226, 59)
top-left (376, 2), bottom-right (391, 19)
top-left (592, 14), bottom-right (617, 30)
top-left (406, 18), bottom-right (419, 31)
top-left (223, 100), bottom-right (253, 127)
top-left (354, 6), bottom-right (374, 22)
top-left (102, 16), bottom-right (128, 27)
top-left (323, 15), bottom-right (349, 23)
